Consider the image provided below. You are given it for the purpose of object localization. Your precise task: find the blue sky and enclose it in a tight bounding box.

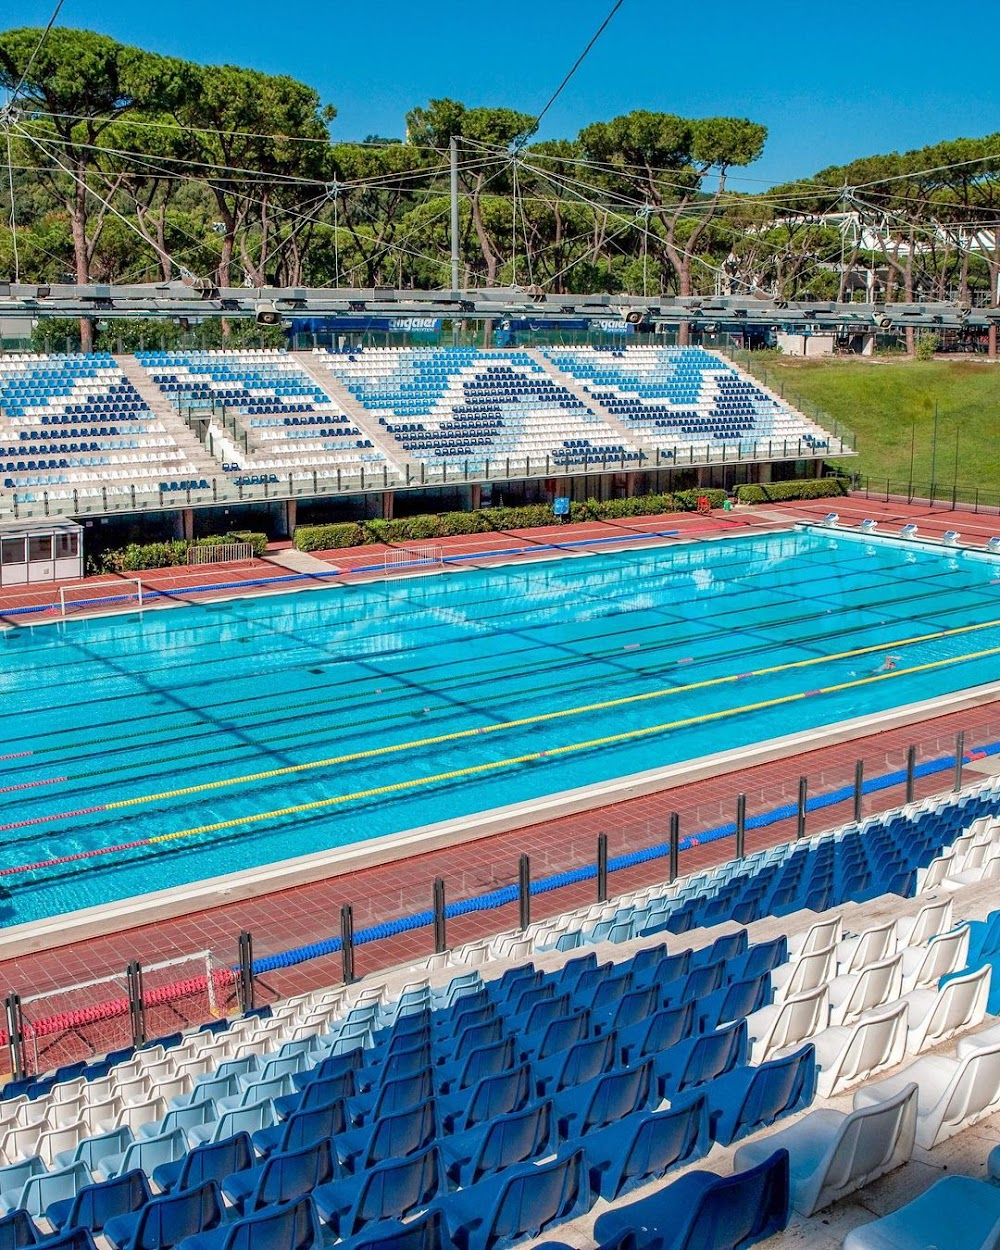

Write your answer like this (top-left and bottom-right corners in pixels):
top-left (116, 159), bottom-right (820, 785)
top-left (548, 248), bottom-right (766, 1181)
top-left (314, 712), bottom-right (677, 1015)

top-left (8, 0), bottom-right (1000, 187)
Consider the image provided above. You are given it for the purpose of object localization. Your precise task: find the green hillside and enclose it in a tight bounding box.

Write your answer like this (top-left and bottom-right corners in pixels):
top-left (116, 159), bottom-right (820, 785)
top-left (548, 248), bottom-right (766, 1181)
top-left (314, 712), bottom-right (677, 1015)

top-left (746, 358), bottom-right (1000, 504)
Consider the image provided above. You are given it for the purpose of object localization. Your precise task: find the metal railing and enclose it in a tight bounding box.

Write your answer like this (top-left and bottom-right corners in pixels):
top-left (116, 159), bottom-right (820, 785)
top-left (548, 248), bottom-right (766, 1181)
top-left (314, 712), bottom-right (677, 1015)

top-left (2, 433), bottom-right (855, 523)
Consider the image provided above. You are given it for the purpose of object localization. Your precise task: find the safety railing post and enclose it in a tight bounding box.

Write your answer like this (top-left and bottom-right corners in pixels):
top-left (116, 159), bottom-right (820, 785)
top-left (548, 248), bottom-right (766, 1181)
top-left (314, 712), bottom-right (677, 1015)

top-left (518, 854), bottom-right (531, 931)
top-left (669, 812), bottom-right (679, 883)
top-left (854, 759), bottom-right (864, 823)
top-left (236, 931), bottom-right (255, 1014)
top-left (432, 878), bottom-right (447, 954)
top-left (4, 993), bottom-right (27, 1080)
top-left (597, 833), bottom-right (608, 903)
top-left (125, 961), bottom-right (145, 1049)
top-left (340, 905), bottom-right (355, 985)
top-left (797, 777), bottom-right (808, 839)
top-left (906, 744), bottom-right (916, 804)
top-left (735, 793), bottom-right (746, 860)
top-left (954, 730), bottom-right (966, 791)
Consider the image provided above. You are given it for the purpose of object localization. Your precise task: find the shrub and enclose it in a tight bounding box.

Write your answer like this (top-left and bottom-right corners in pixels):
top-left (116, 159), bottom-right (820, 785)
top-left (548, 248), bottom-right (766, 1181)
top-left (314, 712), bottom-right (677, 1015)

top-left (439, 511), bottom-right (489, 535)
top-left (293, 522), bottom-right (364, 551)
top-left (404, 514), bottom-right (444, 540)
top-left (916, 333), bottom-right (940, 361)
top-left (480, 504), bottom-right (557, 531)
top-left (735, 478), bottom-right (849, 505)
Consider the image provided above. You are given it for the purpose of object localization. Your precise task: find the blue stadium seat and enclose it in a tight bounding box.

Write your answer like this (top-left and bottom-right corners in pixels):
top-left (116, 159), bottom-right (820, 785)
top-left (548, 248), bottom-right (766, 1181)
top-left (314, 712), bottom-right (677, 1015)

top-left (47, 1169), bottom-right (152, 1234)
top-left (440, 1099), bottom-right (556, 1188)
top-left (153, 1131), bottom-right (255, 1195)
top-left (707, 1046), bottom-right (817, 1146)
top-left (104, 1180), bottom-right (225, 1250)
top-left (592, 1148), bottom-right (790, 1250)
top-left (433, 1147), bottom-right (591, 1250)
top-left (582, 1094), bottom-right (711, 1201)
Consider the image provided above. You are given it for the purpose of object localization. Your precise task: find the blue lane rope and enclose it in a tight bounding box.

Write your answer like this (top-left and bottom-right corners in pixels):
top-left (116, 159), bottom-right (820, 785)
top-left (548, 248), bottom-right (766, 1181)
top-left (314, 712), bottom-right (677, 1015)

top-left (247, 736), bottom-right (1000, 975)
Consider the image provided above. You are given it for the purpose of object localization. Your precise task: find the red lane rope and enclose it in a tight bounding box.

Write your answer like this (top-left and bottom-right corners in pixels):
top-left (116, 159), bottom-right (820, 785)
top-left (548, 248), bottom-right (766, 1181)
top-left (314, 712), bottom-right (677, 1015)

top-left (0, 752), bottom-right (33, 761)
top-left (0, 804), bottom-right (109, 835)
top-left (0, 837), bottom-right (150, 878)
top-left (0, 777), bottom-right (67, 795)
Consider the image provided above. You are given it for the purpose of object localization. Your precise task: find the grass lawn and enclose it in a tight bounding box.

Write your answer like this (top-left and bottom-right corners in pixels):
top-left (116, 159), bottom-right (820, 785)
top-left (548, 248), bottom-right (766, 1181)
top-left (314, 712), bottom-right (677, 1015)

top-left (738, 356), bottom-right (1000, 504)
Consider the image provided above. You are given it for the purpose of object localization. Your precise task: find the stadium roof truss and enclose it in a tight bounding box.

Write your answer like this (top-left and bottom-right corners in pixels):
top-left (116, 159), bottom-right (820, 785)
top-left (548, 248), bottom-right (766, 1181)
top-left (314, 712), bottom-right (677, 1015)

top-left (0, 282), bottom-right (996, 331)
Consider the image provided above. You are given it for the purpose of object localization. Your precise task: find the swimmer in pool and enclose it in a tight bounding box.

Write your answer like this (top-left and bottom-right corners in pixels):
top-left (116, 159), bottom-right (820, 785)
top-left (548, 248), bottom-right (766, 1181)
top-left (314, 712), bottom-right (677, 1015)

top-left (876, 654), bottom-right (902, 673)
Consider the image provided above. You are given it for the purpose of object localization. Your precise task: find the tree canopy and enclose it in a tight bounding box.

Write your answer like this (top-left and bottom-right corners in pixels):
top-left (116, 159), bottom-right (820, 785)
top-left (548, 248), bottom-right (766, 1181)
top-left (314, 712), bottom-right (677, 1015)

top-left (2, 23), bottom-right (999, 339)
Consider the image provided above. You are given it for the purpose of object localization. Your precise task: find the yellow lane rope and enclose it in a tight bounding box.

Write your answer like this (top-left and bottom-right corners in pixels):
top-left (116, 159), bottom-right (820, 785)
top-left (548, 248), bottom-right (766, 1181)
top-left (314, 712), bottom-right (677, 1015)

top-left (104, 615), bottom-right (1000, 814)
top-left (146, 642), bottom-right (1000, 846)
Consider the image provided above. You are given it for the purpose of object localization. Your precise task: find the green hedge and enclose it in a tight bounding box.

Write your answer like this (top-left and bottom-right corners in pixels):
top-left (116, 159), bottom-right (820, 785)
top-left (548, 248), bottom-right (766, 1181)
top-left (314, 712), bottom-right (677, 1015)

top-left (735, 478), bottom-right (849, 505)
top-left (100, 531), bottom-right (268, 572)
top-left (293, 489), bottom-right (733, 552)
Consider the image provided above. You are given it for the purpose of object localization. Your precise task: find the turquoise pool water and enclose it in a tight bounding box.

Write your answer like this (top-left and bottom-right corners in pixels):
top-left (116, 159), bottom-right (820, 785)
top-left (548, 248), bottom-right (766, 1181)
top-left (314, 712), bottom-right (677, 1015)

top-left (1, 527), bottom-right (998, 927)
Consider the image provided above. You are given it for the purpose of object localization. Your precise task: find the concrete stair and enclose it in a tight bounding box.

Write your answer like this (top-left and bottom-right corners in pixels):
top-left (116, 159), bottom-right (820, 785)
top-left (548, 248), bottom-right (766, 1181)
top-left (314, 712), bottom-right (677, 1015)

top-left (293, 351), bottom-right (409, 470)
top-left (115, 355), bottom-right (224, 478)
top-left (523, 348), bottom-right (659, 462)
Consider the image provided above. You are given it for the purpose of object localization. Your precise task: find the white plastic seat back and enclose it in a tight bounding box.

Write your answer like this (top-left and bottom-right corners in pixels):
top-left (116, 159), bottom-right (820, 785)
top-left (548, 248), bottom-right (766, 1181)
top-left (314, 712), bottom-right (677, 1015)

top-left (772, 943), bottom-right (836, 1002)
top-left (896, 897), bottom-right (954, 947)
top-left (828, 953), bottom-right (903, 1028)
top-left (837, 920), bottom-right (897, 974)
top-left (814, 1000), bottom-right (908, 1098)
top-left (734, 1081), bottom-right (918, 1217)
top-left (788, 914), bottom-right (842, 958)
top-left (917, 853), bottom-right (954, 893)
top-left (749, 985), bottom-right (829, 1064)
top-left (904, 964), bottom-right (992, 1054)
top-left (900, 925), bottom-right (969, 993)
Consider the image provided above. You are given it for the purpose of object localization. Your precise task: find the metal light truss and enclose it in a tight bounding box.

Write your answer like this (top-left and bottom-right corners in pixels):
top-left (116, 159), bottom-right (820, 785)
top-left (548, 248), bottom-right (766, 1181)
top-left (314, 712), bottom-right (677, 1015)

top-left (0, 281), bottom-right (996, 330)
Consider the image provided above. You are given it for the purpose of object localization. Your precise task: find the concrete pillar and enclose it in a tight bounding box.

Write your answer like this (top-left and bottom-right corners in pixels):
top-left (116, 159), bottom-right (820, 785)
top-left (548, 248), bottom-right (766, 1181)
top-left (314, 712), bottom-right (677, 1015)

top-left (625, 471), bottom-right (637, 497)
top-left (174, 508), bottom-right (194, 540)
top-left (382, 490), bottom-right (394, 520)
top-left (757, 461), bottom-right (773, 484)
top-left (696, 465), bottom-right (712, 488)
top-left (284, 498), bottom-right (297, 538)
top-left (469, 482), bottom-right (482, 510)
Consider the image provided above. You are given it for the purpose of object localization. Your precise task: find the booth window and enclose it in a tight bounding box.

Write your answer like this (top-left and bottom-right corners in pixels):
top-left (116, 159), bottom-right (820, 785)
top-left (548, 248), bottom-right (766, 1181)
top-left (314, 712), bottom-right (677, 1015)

top-left (1, 538), bottom-right (26, 566)
top-left (55, 532), bottom-right (79, 559)
top-left (28, 536), bottom-right (53, 563)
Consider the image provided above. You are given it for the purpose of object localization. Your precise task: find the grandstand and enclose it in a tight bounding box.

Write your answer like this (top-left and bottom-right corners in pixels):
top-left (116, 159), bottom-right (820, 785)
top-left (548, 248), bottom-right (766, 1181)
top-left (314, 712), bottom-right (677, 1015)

top-left (1, 780), bottom-right (1000, 1250)
top-left (0, 345), bottom-right (847, 524)
top-left (316, 347), bottom-right (647, 472)
top-left (540, 345), bottom-right (839, 461)
top-left (134, 350), bottom-right (396, 488)
top-left (0, 354), bottom-right (216, 509)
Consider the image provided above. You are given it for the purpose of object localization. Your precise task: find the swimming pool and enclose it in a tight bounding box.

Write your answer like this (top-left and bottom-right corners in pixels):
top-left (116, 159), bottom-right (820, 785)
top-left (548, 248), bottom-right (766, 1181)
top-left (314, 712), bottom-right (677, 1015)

top-left (1, 527), bottom-right (998, 927)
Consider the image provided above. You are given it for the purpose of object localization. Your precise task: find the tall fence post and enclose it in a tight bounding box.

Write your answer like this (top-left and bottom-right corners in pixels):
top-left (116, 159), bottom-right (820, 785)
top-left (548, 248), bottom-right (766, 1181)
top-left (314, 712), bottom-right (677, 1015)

top-left (797, 777), bottom-right (808, 840)
top-left (954, 730), bottom-right (966, 792)
top-left (596, 833), bottom-right (608, 903)
top-left (340, 905), bottom-right (355, 985)
top-left (125, 961), bottom-right (145, 1049)
top-left (518, 854), bottom-right (531, 931)
top-left (735, 793), bottom-right (746, 860)
top-left (906, 744), bottom-right (917, 804)
top-left (854, 759), bottom-right (864, 823)
top-left (669, 812), bottom-right (679, 883)
top-left (432, 878), bottom-right (447, 954)
top-left (4, 993), bottom-right (26, 1081)
top-left (236, 931), bottom-right (255, 1014)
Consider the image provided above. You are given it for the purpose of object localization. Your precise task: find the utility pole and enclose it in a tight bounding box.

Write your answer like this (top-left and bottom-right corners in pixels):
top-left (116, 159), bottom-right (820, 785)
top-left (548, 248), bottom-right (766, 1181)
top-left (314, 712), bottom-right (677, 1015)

top-left (450, 136), bottom-right (460, 293)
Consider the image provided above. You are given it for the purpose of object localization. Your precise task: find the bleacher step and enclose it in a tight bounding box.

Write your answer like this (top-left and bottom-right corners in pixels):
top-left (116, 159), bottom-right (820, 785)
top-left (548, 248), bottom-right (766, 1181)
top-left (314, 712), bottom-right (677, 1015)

top-left (293, 352), bottom-right (411, 470)
top-left (523, 347), bottom-right (661, 464)
top-left (114, 355), bottom-right (223, 478)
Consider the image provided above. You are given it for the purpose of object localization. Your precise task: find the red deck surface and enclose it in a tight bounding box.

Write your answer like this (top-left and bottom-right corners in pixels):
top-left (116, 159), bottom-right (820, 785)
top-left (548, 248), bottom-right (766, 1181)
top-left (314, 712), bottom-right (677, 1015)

top-left (1, 494), bottom-right (998, 1073)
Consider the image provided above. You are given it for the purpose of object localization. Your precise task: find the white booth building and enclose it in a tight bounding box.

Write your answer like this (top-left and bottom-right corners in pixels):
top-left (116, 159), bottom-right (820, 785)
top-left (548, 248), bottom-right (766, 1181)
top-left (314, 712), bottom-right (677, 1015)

top-left (0, 518), bottom-right (83, 586)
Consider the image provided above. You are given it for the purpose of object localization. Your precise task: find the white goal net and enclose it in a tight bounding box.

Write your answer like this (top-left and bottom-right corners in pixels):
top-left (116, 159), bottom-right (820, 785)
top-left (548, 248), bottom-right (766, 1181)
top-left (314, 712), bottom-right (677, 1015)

top-left (383, 544), bottom-right (445, 573)
top-left (59, 578), bottom-right (144, 616)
